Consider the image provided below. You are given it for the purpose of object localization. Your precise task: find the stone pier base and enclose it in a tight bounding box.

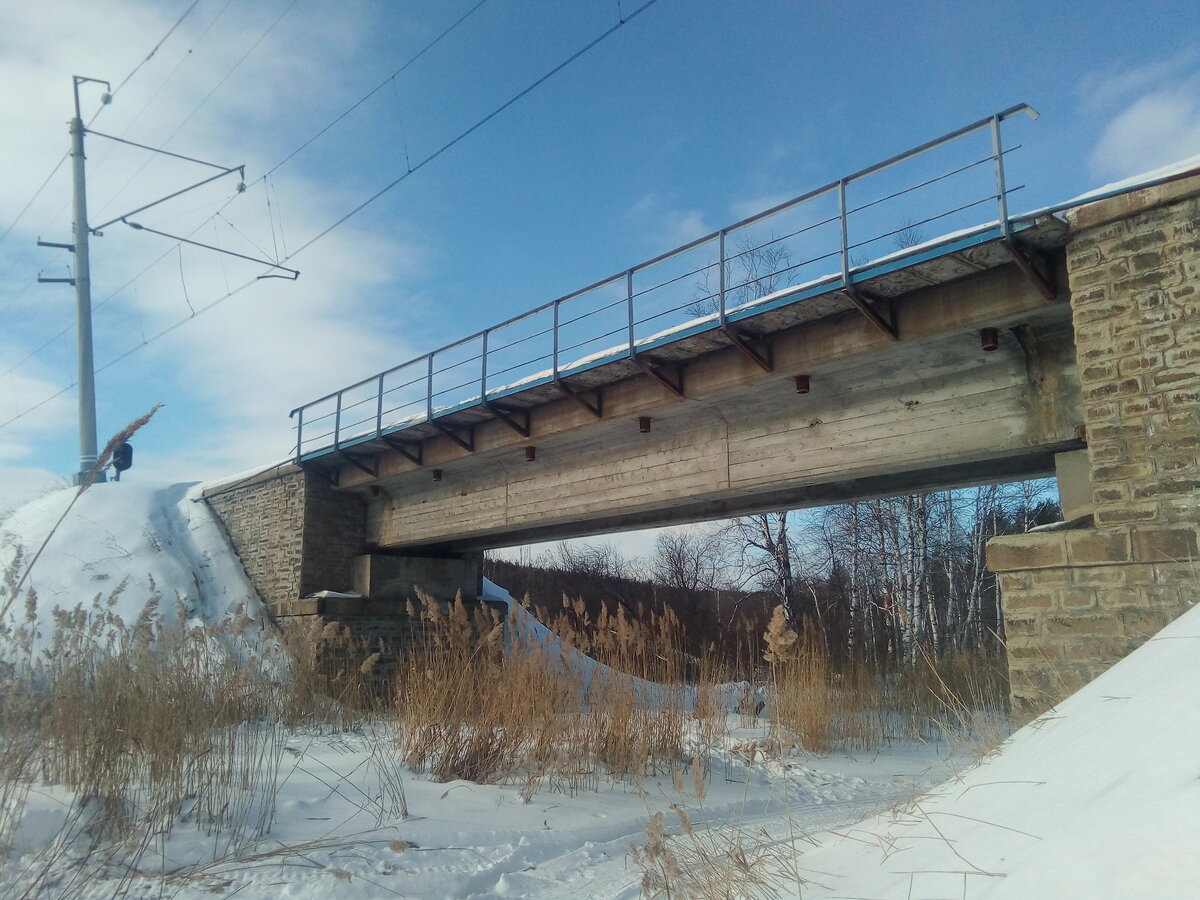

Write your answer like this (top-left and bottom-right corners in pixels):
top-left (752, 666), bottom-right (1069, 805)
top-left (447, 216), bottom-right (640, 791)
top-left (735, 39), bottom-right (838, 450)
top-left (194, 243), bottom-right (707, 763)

top-left (988, 526), bottom-right (1197, 718)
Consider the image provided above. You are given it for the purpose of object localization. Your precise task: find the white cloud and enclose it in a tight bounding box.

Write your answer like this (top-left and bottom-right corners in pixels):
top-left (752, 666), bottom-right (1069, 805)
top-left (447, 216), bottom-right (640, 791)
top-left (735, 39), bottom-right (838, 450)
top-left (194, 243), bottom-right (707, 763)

top-left (1089, 85), bottom-right (1200, 180)
top-left (729, 192), bottom-right (791, 222)
top-left (0, 0), bottom-right (430, 484)
top-left (1078, 49), bottom-right (1200, 116)
top-left (625, 194), bottom-right (710, 249)
top-left (1078, 52), bottom-right (1200, 181)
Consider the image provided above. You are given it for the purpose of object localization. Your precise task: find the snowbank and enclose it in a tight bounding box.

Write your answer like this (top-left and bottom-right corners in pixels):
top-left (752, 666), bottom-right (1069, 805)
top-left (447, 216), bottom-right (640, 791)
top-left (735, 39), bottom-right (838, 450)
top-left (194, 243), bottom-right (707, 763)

top-left (791, 601), bottom-right (1200, 899)
top-left (0, 482), bottom-right (268, 658)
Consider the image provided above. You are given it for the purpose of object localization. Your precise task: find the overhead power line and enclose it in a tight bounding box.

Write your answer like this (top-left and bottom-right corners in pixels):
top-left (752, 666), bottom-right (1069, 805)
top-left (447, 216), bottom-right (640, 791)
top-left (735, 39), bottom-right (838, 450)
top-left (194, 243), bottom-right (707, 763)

top-left (0, 0), bottom-right (665, 434)
top-left (285, 0), bottom-right (664, 260)
top-left (0, 0), bottom-right (202, 256)
top-left (111, 0), bottom-right (203, 98)
top-left (264, 0), bottom-right (492, 180)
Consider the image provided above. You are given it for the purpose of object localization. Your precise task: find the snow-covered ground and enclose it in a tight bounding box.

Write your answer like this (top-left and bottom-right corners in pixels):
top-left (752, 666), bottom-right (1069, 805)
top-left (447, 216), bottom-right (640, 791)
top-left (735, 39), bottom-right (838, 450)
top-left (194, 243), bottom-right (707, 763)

top-left (2, 483), bottom-right (1197, 898)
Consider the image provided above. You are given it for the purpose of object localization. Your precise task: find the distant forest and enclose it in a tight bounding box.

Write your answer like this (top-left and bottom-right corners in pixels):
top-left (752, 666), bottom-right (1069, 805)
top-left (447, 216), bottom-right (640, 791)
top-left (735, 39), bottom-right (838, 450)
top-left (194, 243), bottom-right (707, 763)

top-left (486, 481), bottom-right (1060, 668)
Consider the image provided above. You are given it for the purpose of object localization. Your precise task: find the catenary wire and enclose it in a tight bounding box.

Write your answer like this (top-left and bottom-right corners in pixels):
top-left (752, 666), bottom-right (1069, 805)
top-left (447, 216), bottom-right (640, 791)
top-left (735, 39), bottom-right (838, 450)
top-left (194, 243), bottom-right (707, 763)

top-left (0, 0), bottom-right (665, 433)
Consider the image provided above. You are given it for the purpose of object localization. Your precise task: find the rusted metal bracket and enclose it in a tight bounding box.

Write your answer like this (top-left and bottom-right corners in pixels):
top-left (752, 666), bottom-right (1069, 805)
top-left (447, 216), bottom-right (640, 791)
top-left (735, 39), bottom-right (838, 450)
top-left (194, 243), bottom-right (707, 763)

top-left (553, 378), bottom-right (603, 418)
top-left (382, 436), bottom-right (423, 466)
top-left (432, 421), bottom-right (475, 453)
top-left (484, 402), bottom-right (531, 438)
top-left (635, 355), bottom-right (685, 399)
top-left (721, 325), bottom-right (772, 372)
top-left (301, 460), bottom-right (339, 488)
top-left (1005, 238), bottom-right (1056, 300)
top-left (339, 450), bottom-right (377, 478)
top-left (842, 285), bottom-right (899, 340)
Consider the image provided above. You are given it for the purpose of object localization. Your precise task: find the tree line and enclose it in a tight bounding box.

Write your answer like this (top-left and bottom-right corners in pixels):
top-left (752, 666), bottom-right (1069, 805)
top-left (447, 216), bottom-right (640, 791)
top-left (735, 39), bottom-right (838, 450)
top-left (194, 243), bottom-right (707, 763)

top-left (485, 481), bottom-right (1059, 668)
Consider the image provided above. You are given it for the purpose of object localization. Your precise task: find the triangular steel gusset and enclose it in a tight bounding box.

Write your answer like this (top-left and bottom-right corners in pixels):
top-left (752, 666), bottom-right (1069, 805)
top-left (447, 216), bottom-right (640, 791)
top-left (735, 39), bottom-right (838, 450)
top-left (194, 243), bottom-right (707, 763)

top-left (339, 450), bottom-right (377, 478)
top-left (553, 378), bottom-right (603, 418)
top-left (300, 460), bottom-right (339, 488)
top-left (842, 285), bottom-right (898, 340)
top-left (1005, 238), bottom-right (1056, 300)
top-left (635, 355), bottom-right (685, 399)
top-left (484, 402), bottom-right (532, 438)
top-left (382, 436), bottom-right (423, 466)
top-left (722, 325), bottom-right (772, 372)
top-left (432, 421), bottom-right (475, 453)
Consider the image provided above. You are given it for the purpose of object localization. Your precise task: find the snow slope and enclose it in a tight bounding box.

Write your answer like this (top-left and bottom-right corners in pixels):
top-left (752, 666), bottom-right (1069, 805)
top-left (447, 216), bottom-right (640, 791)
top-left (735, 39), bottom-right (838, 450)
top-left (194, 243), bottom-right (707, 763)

top-left (787, 600), bottom-right (1200, 900)
top-left (0, 482), bottom-right (268, 657)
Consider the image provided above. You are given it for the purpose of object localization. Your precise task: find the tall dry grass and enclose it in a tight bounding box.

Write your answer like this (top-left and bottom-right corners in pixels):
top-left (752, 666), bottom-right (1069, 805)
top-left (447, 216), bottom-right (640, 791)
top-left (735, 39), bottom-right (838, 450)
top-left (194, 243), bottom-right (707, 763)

top-left (393, 591), bottom-right (701, 793)
top-left (0, 564), bottom-right (1015, 900)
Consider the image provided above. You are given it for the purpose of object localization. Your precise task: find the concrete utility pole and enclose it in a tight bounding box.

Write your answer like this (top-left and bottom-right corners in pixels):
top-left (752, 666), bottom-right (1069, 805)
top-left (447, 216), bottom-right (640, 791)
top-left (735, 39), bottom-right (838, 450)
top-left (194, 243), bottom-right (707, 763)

top-left (39, 76), bottom-right (287, 485)
top-left (69, 76), bottom-right (110, 485)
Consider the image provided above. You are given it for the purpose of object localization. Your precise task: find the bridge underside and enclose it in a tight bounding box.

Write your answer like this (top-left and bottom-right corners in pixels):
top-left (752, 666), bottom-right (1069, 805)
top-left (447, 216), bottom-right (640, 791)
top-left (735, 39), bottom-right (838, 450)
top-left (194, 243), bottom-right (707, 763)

top-left (329, 256), bottom-right (1081, 554)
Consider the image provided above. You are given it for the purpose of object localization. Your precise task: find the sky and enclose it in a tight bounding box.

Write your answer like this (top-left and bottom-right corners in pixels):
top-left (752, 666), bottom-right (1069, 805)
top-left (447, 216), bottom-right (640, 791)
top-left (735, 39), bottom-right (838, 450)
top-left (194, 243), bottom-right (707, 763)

top-left (2, 0), bottom-right (1199, 543)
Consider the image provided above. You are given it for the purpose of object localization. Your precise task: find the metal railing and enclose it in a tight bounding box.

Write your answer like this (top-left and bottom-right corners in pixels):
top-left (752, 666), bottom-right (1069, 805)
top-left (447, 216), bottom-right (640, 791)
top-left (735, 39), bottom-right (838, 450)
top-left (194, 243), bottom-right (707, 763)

top-left (291, 104), bottom-right (1039, 461)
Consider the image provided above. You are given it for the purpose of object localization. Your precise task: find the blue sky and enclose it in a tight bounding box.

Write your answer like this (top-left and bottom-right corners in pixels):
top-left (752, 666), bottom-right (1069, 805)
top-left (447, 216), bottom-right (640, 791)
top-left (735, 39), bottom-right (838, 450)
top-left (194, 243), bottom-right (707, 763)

top-left (2, 0), bottom-right (1199, 531)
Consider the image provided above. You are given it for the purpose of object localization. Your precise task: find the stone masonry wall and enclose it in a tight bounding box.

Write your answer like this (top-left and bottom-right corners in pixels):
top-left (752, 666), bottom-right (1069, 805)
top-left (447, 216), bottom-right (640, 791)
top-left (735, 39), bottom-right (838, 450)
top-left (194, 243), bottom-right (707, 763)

top-left (989, 173), bottom-right (1200, 718)
top-left (205, 465), bottom-right (308, 616)
top-left (299, 472), bottom-right (366, 600)
top-left (204, 464), bottom-right (366, 617)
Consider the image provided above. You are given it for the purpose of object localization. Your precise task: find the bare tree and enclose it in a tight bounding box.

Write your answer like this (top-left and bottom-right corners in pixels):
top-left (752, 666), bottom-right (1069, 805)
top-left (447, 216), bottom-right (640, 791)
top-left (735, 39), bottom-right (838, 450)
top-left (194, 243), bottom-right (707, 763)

top-left (688, 233), bottom-right (796, 318)
top-left (724, 511), bottom-right (820, 628)
top-left (648, 526), bottom-right (735, 593)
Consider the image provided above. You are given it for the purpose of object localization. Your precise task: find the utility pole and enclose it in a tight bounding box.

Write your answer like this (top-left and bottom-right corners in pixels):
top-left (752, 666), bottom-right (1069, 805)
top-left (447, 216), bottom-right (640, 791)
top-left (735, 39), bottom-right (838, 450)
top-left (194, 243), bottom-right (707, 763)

top-left (69, 76), bottom-right (109, 485)
top-left (39, 77), bottom-right (111, 484)
top-left (38, 76), bottom-right (296, 486)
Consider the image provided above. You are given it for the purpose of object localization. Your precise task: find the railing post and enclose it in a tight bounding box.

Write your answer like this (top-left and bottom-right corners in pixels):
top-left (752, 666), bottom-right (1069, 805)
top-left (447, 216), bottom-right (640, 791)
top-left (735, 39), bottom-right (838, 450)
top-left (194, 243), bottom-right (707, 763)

top-left (718, 230), bottom-right (727, 325)
top-left (838, 178), bottom-right (850, 287)
top-left (552, 301), bottom-right (561, 377)
top-left (293, 408), bottom-right (303, 462)
top-left (375, 374), bottom-right (384, 437)
top-left (481, 330), bottom-right (490, 398)
top-left (333, 393), bottom-right (343, 450)
top-left (991, 114), bottom-right (1011, 239)
top-left (425, 354), bottom-right (435, 422)
top-left (626, 269), bottom-right (635, 358)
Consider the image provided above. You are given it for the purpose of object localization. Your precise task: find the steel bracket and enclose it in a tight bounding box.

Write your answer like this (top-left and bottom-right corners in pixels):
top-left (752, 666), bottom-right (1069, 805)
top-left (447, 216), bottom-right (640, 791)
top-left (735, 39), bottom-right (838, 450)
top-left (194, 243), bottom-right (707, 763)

top-left (842, 285), bottom-right (899, 340)
top-left (484, 402), bottom-right (531, 438)
top-left (339, 450), bottom-right (377, 478)
top-left (1004, 238), bottom-right (1056, 300)
top-left (301, 461), bottom-right (339, 488)
top-left (382, 436), bottom-right (423, 466)
top-left (553, 378), bottom-right (603, 419)
top-left (432, 421), bottom-right (475, 453)
top-left (722, 325), bottom-right (772, 372)
top-left (635, 355), bottom-right (685, 399)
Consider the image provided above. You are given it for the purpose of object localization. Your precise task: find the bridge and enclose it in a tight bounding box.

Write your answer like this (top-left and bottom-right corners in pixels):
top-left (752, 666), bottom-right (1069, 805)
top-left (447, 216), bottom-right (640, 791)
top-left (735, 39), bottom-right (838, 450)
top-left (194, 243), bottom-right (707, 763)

top-left (204, 106), bottom-right (1199, 713)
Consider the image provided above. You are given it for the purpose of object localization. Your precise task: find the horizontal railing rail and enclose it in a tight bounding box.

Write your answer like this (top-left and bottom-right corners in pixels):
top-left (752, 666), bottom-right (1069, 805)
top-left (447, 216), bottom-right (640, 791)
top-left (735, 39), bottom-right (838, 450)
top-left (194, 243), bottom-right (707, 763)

top-left (291, 104), bottom-right (1039, 461)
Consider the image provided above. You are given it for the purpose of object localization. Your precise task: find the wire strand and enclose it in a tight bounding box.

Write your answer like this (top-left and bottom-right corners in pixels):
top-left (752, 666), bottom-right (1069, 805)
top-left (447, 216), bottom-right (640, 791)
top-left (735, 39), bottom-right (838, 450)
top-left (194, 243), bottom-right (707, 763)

top-left (0, 0), bottom-right (666, 434)
top-left (264, 0), bottom-right (491, 180)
